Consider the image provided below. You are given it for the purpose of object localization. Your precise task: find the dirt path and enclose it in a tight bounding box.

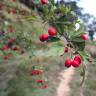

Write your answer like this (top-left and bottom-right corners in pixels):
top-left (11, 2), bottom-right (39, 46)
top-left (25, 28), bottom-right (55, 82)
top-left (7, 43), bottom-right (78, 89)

top-left (56, 67), bottom-right (75, 96)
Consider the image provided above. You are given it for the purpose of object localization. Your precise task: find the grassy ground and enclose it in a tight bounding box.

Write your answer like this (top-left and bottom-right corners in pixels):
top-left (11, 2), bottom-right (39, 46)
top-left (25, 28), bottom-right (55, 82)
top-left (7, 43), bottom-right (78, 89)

top-left (0, 55), bottom-right (67, 96)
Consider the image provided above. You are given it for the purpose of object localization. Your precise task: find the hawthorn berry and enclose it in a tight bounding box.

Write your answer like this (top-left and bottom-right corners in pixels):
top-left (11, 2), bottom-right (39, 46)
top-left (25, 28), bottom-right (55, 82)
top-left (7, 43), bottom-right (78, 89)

top-left (8, 39), bottom-right (14, 44)
top-left (65, 59), bottom-right (71, 68)
top-left (81, 34), bottom-right (87, 40)
top-left (64, 47), bottom-right (68, 53)
top-left (48, 27), bottom-right (57, 36)
top-left (35, 79), bottom-right (44, 83)
top-left (39, 34), bottom-right (48, 42)
top-left (74, 54), bottom-right (81, 64)
top-left (31, 70), bottom-right (42, 75)
top-left (1, 45), bottom-right (8, 51)
top-left (41, 84), bottom-right (48, 89)
top-left (71, 60), bottom-right (79, 68)
top-left (4, 55), bottom-right (9, 60)
top-left (41, 0), bottom-right (47, 5)
top-left (13, 46), bottom-right (19, 51)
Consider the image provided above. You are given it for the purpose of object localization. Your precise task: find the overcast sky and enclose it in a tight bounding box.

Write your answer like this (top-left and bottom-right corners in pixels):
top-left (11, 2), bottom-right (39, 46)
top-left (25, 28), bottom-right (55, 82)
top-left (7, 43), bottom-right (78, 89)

top-left (78, 0), bottom-right (96, 17)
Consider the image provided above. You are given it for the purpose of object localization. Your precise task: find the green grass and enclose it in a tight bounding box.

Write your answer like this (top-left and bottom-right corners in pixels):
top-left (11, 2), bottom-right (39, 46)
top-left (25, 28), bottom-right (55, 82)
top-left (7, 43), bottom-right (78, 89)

top-left (0, 55), bottom-right (66, 96)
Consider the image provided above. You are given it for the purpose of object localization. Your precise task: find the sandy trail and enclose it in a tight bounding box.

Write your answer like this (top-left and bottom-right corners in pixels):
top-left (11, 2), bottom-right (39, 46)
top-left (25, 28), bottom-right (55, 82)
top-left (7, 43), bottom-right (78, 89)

top-left (56, 67), bottom-right (75, 96)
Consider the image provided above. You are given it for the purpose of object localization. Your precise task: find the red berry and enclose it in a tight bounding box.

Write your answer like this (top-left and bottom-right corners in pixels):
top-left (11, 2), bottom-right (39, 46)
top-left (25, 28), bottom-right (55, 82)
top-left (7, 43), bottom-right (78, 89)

top-left (35, 79), bottom-right (44, 83)
top-left (48, 27), bottom-right (57, 36)
top-left (65, 59), bottom-right (71, 68)
top-left (4, 55), bottom-right (9, 60)
top-left (1, 45), bottom-right (8, 51)
top-left (81, 34), bottom-right (87, 40)
top-left (41, 84), bottom-right (48, 89)
top-left (8, 39), bottom-right (14, 44)
top-left (71, 60), bottom-right (79, 68)
top-left (31, 70), bottom-right (42, 75)
top-left (13, 46), bottom-right (18, 51)
top-left (64, 47), bottom-right (68, 53)
top-left (39, 34), bottom-right (48, 42)
top-left (74, 54), bottom-right (81, 64)
top-left (41, 0), bottom-right (47, 5)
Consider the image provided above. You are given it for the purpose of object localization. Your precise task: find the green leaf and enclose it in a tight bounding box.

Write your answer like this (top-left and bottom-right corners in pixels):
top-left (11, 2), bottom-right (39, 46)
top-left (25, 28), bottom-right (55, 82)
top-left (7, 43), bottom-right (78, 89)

top-left (71, 36), bottom-right (84, 42)
top-left (48, 36), bottom-right (60, 42)
top-left (69, 23), bottom-right (86, 39)
top-left (0, 50), bottom-right (4, 56)
top-left (54, 24), bottom-right (62, 35)
top-left (72, 41), bottom-right (85, 51)
top-left (80, 65), bottom-right (86, 86)
top-left (77, 23), bottom-right (85, 33)
top-left (32, 0), bottom-right (40, 4)
top-left (70, 31), bottom-right (85, 39)
top-left (78, 51), bottom-right (88, 60)
top-left (32, 66), bottom-right (36, 70)
top-left (0, 58), bottom-right (3, 63)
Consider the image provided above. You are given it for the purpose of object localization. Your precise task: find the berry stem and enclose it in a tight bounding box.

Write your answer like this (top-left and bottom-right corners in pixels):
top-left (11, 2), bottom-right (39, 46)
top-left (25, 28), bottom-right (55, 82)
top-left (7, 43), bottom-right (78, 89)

top-left (80, 63), bottom-right (86, 86)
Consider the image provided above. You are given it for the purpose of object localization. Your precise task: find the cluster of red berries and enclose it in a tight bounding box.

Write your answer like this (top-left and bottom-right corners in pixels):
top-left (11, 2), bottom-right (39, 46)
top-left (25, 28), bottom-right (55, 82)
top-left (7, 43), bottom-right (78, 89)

top-left (0, 1), bottom-right (35, 17)
top-left (39, 27), bottom-right (57, 42)
top-left (64, 33), bottom-right (88, 68)
top-left (0, 36), bottom-right (19, 61)
top-left (31, 69), bottom-right (48, 89)
top-left (0, 1), bottom-right (37, 61)
top-left (65, 54), bottom-right (81, 68)
top-left (35, 79), bottom-right (48, 89)
top-left (0, 2), bottom-right (17, 14)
